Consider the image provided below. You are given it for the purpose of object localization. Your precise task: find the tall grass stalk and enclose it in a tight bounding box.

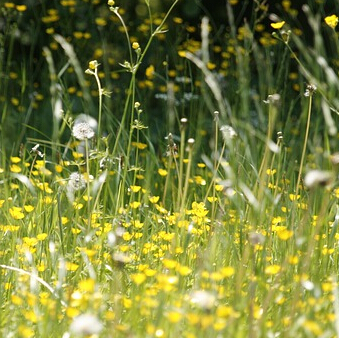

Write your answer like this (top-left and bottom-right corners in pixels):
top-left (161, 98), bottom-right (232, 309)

top-left (295, 87), bottom-right (314, 197)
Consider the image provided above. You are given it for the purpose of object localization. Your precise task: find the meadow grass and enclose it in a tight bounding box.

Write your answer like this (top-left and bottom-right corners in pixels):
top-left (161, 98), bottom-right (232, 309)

top-left (1, 1), bottom-right (339, 337)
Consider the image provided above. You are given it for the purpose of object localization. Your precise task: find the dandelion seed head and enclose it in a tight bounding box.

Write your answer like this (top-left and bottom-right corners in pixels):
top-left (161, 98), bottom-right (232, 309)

top-left (68, 172), bottom-right (86, 191)
top-left (70, 313), bottom-right (103, 336)
top-left (304, 170), bottom-right (333, 188)
top-left (304, 84), bottom-right (317, 97)
top-left (248, 232), bottom-right (265, 246)
top-left (190, 290), bottom-right (216, 310)
top-left (72, 122), bottom-right (95, 140)
top-left (263, 93), bottom-right (281, 105)
top-left (220, 125), bottom-right (237, 141)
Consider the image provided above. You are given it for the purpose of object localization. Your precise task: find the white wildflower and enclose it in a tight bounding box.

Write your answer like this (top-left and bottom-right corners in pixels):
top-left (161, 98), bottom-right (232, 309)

top-left (263, 93), bottom-right (281, 104)
top-left (70, 313), bottom-right (103, 336)
top-left (72, 122), bottom-right (95, 140)
top-left (66, 172), bottom-right (86, 203)
top-left (301, 280), bottom-right (314, 291)
top-left (190, 290), bottom-right (216, 310)
top-left (248, 232), bottom-right (265, 246)
top-left (304, 84), bottom-right (317, 97)
top-left (68, 172), bottom-right (86, 191)
top-left (30, 144), bottom-right (44, 158)
top-left (220, 125), bottom-right (237, 141)
top-left (304, 169), bottom-right (333, 188)
top-left (74, 113), bottom-right (98, 132)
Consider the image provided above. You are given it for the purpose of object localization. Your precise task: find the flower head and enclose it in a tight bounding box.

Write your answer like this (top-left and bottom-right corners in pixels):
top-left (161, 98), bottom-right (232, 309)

top-left (304, 170), bottom-right (333, 188)
top-left (66, 172), bottom-right (86, 203)
top-left (70, 313), bottom-right (103, 336)
top-left (263, 93), bottom-right (281, 105)
top-left (271, 21), bottom-right (285, 29)
top-left (190, 290), bottom-right (216, 310)
top-left (220, 125), bottom-right (237, 141)
top-left (325, 15), bottom-right (338, 29)
top-left (132, 42), bottom-right (140, 50)
top-left (304, 84), bottom-right (317, 97)
top-left (89, 60), bottom-right (99, 70)
top-left (68, 172), bottom-right (86, 191)
top-left (72, 122), bottom-right (95, 140)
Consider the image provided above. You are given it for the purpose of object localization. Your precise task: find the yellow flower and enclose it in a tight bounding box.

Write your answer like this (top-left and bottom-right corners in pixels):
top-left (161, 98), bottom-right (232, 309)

top-left (178, 50), bottom-right (186, 57)
top-left (78, 278), bottom-right (95, 292)
top-left (166, 311), bottom-right (182, 323)
top-left (9, 206), bottom-right (25, 220)
top-left (64, 262), bottom-right (79, 271)
top-left (4, 3), bottom-right (15, 8)
top-left (145, 65), bottom-right (155, 79)
top-left (289, 193), bottom-right (300, 201)
top-left (10, 156), bottom-right (21, 163)
top-left (265, 264), bottom-right (281, 275)
top-left (271, 21), bottom-right (285, 29)
top-left (220, 266), bottom-right (235, 277)
top-left (149, 196), bottom-right (159, 204)
top-left (131, 273), bottom-right (146, 285)
top-left (277, 228), bottom-right (293, 240)
top-left (325, 14), bottom-right (338, 29)
top-left (24, 205), bottom-right (35, 213)
top-left (132, 42), bottom-right (140, 50)
top-left (162, 259), bottom-right (178, 269)
top-left (95, 17), bottom-right (107, 26)
top-left (266, 169), bottom-right (277, 175)
top-left (130, 201), bottom-right (141, 209)
top-left (158, 168), bottom-right (168, 176)
top-left (37, 233), bottom-right (48, 241)
top-left (89, 60), bottom-right (99, 70)
top-left (10, 164), bottom-right (21, 173)
top-left (131, 142), bottom-right (147, 150)
top-left (16, 5), bottom-right (27, 11)
top-left (130, 185), bottom-right (141, 193)
top-left (176, 265), bottom-right (192, 276)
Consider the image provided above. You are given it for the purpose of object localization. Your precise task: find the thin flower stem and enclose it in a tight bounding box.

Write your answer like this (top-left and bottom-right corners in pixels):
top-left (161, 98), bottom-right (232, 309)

top-left (112, 9), bottom-right (133, 65)
top-left (93, 68), bottom-right (103, 148)
top-left (131, 0), bottom-right (179, 74)
top-left (180, 141), bottom-right (194, 216)
top-left (162, 154), bottom-right (173, 207)
top-left (295, 93), bottom-right (313, 197)
top-left (176, 126), bottom-right (186, 210)
top-left (85, 139), bottom-right (91, 228)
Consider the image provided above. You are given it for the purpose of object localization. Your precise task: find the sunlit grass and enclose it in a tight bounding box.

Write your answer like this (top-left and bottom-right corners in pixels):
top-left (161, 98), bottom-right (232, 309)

top-left (2, 1), bottom-right (339, 337)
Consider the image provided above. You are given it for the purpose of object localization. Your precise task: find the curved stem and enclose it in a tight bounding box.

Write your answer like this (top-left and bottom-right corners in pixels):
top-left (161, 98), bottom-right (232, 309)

top-left (93, 68), bottom-right (103, 147)
top-left (112, 9), bottom-right (133, 65)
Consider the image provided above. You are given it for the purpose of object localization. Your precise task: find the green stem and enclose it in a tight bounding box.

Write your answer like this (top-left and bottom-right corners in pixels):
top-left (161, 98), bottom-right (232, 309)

top-left (112, 9), bottom-right (133, 65)
top-left (85, 139), bottom-right (91, 229)
top-left (93, 68), bottom-right (103, 148)
top-left (180, 141), bottom-right (194, 216)
top-left (176, 126), bottom-right (186, 210)
top-left (295, 93), bottom-right (313, 197)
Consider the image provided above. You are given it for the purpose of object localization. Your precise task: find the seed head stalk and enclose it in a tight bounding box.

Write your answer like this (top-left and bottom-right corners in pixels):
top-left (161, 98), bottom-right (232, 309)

top-left (176, 118), bottom-right (187, 210)
top-left (295, 87), bottom-right (314, 197)
top-left (93, 68), bottom-right (103, 148)
top-left (180, 139), bottom-right (195, 216)
top-left (85, 138), bottom-right (91, 228)
top-left (85, 60), bottom-right (103, 151)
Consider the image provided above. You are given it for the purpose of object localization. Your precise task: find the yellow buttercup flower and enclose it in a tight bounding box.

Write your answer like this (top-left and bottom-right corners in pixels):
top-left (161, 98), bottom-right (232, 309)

top-left (325, 14), bottom-right (338, 29)
top-left (271, 21), bottom-right (285, 29)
